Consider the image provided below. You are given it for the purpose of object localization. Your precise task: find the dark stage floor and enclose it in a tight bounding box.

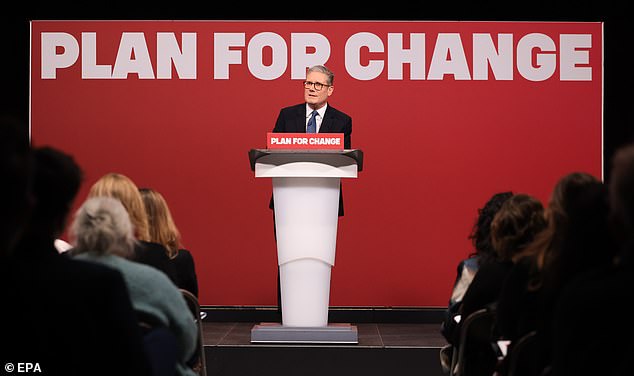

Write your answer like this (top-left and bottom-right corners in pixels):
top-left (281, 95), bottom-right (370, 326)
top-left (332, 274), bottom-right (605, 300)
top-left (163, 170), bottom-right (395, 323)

top-left (202, 321), bottom-right (448, 376)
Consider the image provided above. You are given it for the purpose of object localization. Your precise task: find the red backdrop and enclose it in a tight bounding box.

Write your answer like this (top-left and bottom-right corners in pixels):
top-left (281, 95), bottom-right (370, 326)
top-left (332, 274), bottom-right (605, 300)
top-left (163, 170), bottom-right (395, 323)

top-left (30, 21), bottom-right (603, 307)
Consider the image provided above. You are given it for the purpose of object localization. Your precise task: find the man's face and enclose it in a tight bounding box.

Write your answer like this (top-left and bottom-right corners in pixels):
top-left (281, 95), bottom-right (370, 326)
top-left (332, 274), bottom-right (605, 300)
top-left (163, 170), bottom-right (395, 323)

top-left (304, 71), bottom-right (333, 109)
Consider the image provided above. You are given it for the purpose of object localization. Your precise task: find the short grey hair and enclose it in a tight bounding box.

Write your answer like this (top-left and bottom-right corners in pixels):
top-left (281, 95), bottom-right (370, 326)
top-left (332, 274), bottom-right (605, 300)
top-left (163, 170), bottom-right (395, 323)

top-left (308, 65), bottom-right (334, 85)
top-left (70, 196), bottom-right (136, 258)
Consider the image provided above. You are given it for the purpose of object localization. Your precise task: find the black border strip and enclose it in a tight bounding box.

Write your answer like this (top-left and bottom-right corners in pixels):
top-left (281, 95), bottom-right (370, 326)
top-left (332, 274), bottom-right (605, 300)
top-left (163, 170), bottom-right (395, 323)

top-left (200, 306), bottom-right (445, 324)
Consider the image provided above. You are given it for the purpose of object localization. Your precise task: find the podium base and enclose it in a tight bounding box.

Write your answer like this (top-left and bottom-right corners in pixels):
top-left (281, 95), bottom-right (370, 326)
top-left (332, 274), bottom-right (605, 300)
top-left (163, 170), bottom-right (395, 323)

top-left (250, 323), bottom-right (358, 344)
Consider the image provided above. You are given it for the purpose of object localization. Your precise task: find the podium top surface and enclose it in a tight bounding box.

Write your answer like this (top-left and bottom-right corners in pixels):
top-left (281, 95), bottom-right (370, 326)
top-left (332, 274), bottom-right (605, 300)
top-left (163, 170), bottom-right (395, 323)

top-left (248, 149), bottom-right (364, 172)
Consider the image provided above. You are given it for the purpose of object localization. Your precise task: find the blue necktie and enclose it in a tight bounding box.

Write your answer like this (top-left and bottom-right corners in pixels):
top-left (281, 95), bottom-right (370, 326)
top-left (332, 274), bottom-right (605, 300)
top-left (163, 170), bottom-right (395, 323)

top-left (307, 110), bottom-right (318, 133)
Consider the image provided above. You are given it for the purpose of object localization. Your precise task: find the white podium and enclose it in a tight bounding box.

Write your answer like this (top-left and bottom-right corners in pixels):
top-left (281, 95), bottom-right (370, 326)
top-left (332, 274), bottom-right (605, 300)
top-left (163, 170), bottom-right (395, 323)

top-left (248, 149), bottom-right (363, 344)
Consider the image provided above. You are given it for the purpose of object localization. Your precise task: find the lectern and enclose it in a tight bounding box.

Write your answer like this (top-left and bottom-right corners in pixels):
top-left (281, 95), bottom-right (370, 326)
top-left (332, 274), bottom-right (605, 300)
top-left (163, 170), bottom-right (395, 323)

top-left (248, 148), bottom-right (363, 344)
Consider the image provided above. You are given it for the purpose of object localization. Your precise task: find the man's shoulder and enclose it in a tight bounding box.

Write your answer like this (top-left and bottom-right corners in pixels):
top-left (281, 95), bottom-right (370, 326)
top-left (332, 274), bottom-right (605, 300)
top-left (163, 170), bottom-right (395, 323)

top-left (325, 105), bottom-right (351, 121)
top-left (279, 103), bottom-right (305, 113)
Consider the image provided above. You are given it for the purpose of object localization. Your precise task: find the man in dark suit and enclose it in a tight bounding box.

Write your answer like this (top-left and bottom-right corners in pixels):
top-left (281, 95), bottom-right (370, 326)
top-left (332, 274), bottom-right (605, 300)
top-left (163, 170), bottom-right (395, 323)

top-left (269, 65), bottom-right (352, 316)
top-left (270, 64), bottom-right (352, 216)
top-left (272, 64), bottom-right (352, 150)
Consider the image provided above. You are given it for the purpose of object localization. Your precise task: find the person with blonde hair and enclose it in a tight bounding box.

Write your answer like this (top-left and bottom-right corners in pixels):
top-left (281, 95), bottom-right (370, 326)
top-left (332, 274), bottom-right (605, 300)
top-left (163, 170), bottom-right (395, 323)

top-left (88, 173), bottom-right (176, 282)
top-left (140, 187), bottom-right (199, 297)
top-left (88, 173), bottom-right (150, 240)
top-left (69, 196), bottom-right (198, 376)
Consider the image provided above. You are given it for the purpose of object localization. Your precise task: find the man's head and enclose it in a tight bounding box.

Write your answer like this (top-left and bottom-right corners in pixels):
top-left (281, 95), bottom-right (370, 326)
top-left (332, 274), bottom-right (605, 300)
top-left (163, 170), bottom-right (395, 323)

top-left (304, 65), bottom-right (334, 110)
top-left (0, 115), bottom-right (33, 257)
top-left (29, 146), bottom-right (83, 239)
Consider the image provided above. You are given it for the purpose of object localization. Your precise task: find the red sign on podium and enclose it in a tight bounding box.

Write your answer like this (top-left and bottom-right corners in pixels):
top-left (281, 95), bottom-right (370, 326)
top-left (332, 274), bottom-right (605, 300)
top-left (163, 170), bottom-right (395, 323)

top-left (267, 133), bottom-right (344, 150)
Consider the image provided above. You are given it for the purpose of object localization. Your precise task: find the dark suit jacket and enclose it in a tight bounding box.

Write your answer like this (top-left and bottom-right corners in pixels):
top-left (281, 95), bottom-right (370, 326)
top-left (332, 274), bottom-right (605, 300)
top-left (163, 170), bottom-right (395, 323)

top-left (270, 103), bottom-right (353, 216)
top-left (272, 103), bottom-right (352, 149)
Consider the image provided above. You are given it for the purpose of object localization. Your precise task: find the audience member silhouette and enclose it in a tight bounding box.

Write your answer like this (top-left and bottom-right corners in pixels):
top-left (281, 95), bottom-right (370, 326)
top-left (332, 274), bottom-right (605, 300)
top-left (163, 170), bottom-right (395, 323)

top-left (0, 115), bottom-right (32, 258)
top-left (461, 193), bottom-right (547, 320)
top-left (88, 173), bottom-right (177, 283)
top-left (140, 187), bottom-right (199, 297)
top-left (439, 191), bottom-right (513, 372)
top-left (0, 145), bottom-right (152, 375)
top-left (551, 145), bottom-right (634, 376)
top-left (441, 191), bottom-right (514, 345)
top-left (495, 172), bottom-right (613, 375)
top-left (69, 196), bottom-right (198, 376)
top-left (457, 193), bottom-right (547, 376)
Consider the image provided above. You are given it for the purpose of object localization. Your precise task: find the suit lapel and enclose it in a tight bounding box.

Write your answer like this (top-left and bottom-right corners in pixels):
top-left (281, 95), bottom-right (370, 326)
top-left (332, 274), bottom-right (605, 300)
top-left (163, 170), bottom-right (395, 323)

top-left (293, 104), bottom-right (335, 133)
top-left (294, 105), bottom-right (306, 133)
top-left (319, 106), bottom-right (334, 133)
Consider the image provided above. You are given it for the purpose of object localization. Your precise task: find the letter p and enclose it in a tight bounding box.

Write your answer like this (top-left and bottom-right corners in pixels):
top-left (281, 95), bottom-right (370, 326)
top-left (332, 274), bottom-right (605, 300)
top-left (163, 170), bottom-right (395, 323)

top-left (41, 32), bottom-right (79, 79)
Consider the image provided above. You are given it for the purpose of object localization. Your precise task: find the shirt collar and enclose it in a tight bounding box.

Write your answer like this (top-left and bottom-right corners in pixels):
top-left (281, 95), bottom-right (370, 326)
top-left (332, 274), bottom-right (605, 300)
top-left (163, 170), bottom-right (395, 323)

top-left (306, 103), bottom-right (327, 119)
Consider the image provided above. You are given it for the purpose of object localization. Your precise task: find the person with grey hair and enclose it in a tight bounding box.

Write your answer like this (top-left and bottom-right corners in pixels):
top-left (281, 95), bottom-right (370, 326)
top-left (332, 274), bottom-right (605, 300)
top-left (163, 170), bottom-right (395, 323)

top-left (270, 65), bottom-right (352, 216)
top-left (70, 196), bottom-right (198, 376)
top-left (269, 64), bottom-right (353, 316)
top-left (270, 64), bottom-right (353, 215)
top-left (272, 64), bottom-right (352, 150)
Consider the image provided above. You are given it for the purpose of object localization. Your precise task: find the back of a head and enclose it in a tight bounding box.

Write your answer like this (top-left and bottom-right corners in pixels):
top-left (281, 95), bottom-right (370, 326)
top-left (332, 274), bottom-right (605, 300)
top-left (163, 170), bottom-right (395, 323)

top-left (491, 194), bottom-right (547, 260)
top-left (30, 146), bottom-right (83, 229)
top-left (88, 173), bottom-right (150, 241)
top-left (561, 181), bottom-right (614, 266)
top-left (139, 187), bottom-right (181, 257)
top-left (70, 196), bottom-right (136, 258)
top-left (0, 115), bottom-right (32, 257)
top-left (609, 144), bottom-right (634, 245)
top-left (548, 172), bottom-right (600, 229)
top-left (470, 191), bottom-right (514, 262)
top-left (515, 172), bottom-right (604, 267)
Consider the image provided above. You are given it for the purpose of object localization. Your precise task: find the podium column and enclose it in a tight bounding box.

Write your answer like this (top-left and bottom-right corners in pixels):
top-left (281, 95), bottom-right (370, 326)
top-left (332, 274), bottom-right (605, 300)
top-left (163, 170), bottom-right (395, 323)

top-left (248, 148), bottom-right (363, 344)
top-left (273, 176), bottom-right (340, 327)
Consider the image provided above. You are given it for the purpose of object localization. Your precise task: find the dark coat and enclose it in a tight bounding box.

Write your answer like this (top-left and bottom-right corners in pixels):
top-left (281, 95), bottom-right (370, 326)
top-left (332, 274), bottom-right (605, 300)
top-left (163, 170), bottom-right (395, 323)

top-left (270, 103), bottom-right (353, 217)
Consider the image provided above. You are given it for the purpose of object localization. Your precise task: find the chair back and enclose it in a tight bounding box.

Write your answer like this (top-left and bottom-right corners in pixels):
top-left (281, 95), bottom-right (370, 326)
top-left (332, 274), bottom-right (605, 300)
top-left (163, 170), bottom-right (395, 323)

top-left (506, 331), bottom-right (543, 376)
top-left (451, 308), bottom-right (499, 376)
top-left (180, 289), bottom-right (207, 376)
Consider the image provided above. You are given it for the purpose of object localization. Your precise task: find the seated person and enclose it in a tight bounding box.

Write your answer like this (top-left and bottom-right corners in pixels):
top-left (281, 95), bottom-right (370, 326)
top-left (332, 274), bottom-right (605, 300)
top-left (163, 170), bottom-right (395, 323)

top-left (1, 145), bottom-right (151, 375)
top-left (458, 194), bottom-right (547, 376)
top-left (439, 191), bottom-right (513, 373)
top-left (69, 196), bottom-right (198, 376)
top-left (140, 187), bottom-right (199, 297)
top-left (87, 172), bottom-right (177, 283)
top-left (441, 191), bottom-right (513, 344)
